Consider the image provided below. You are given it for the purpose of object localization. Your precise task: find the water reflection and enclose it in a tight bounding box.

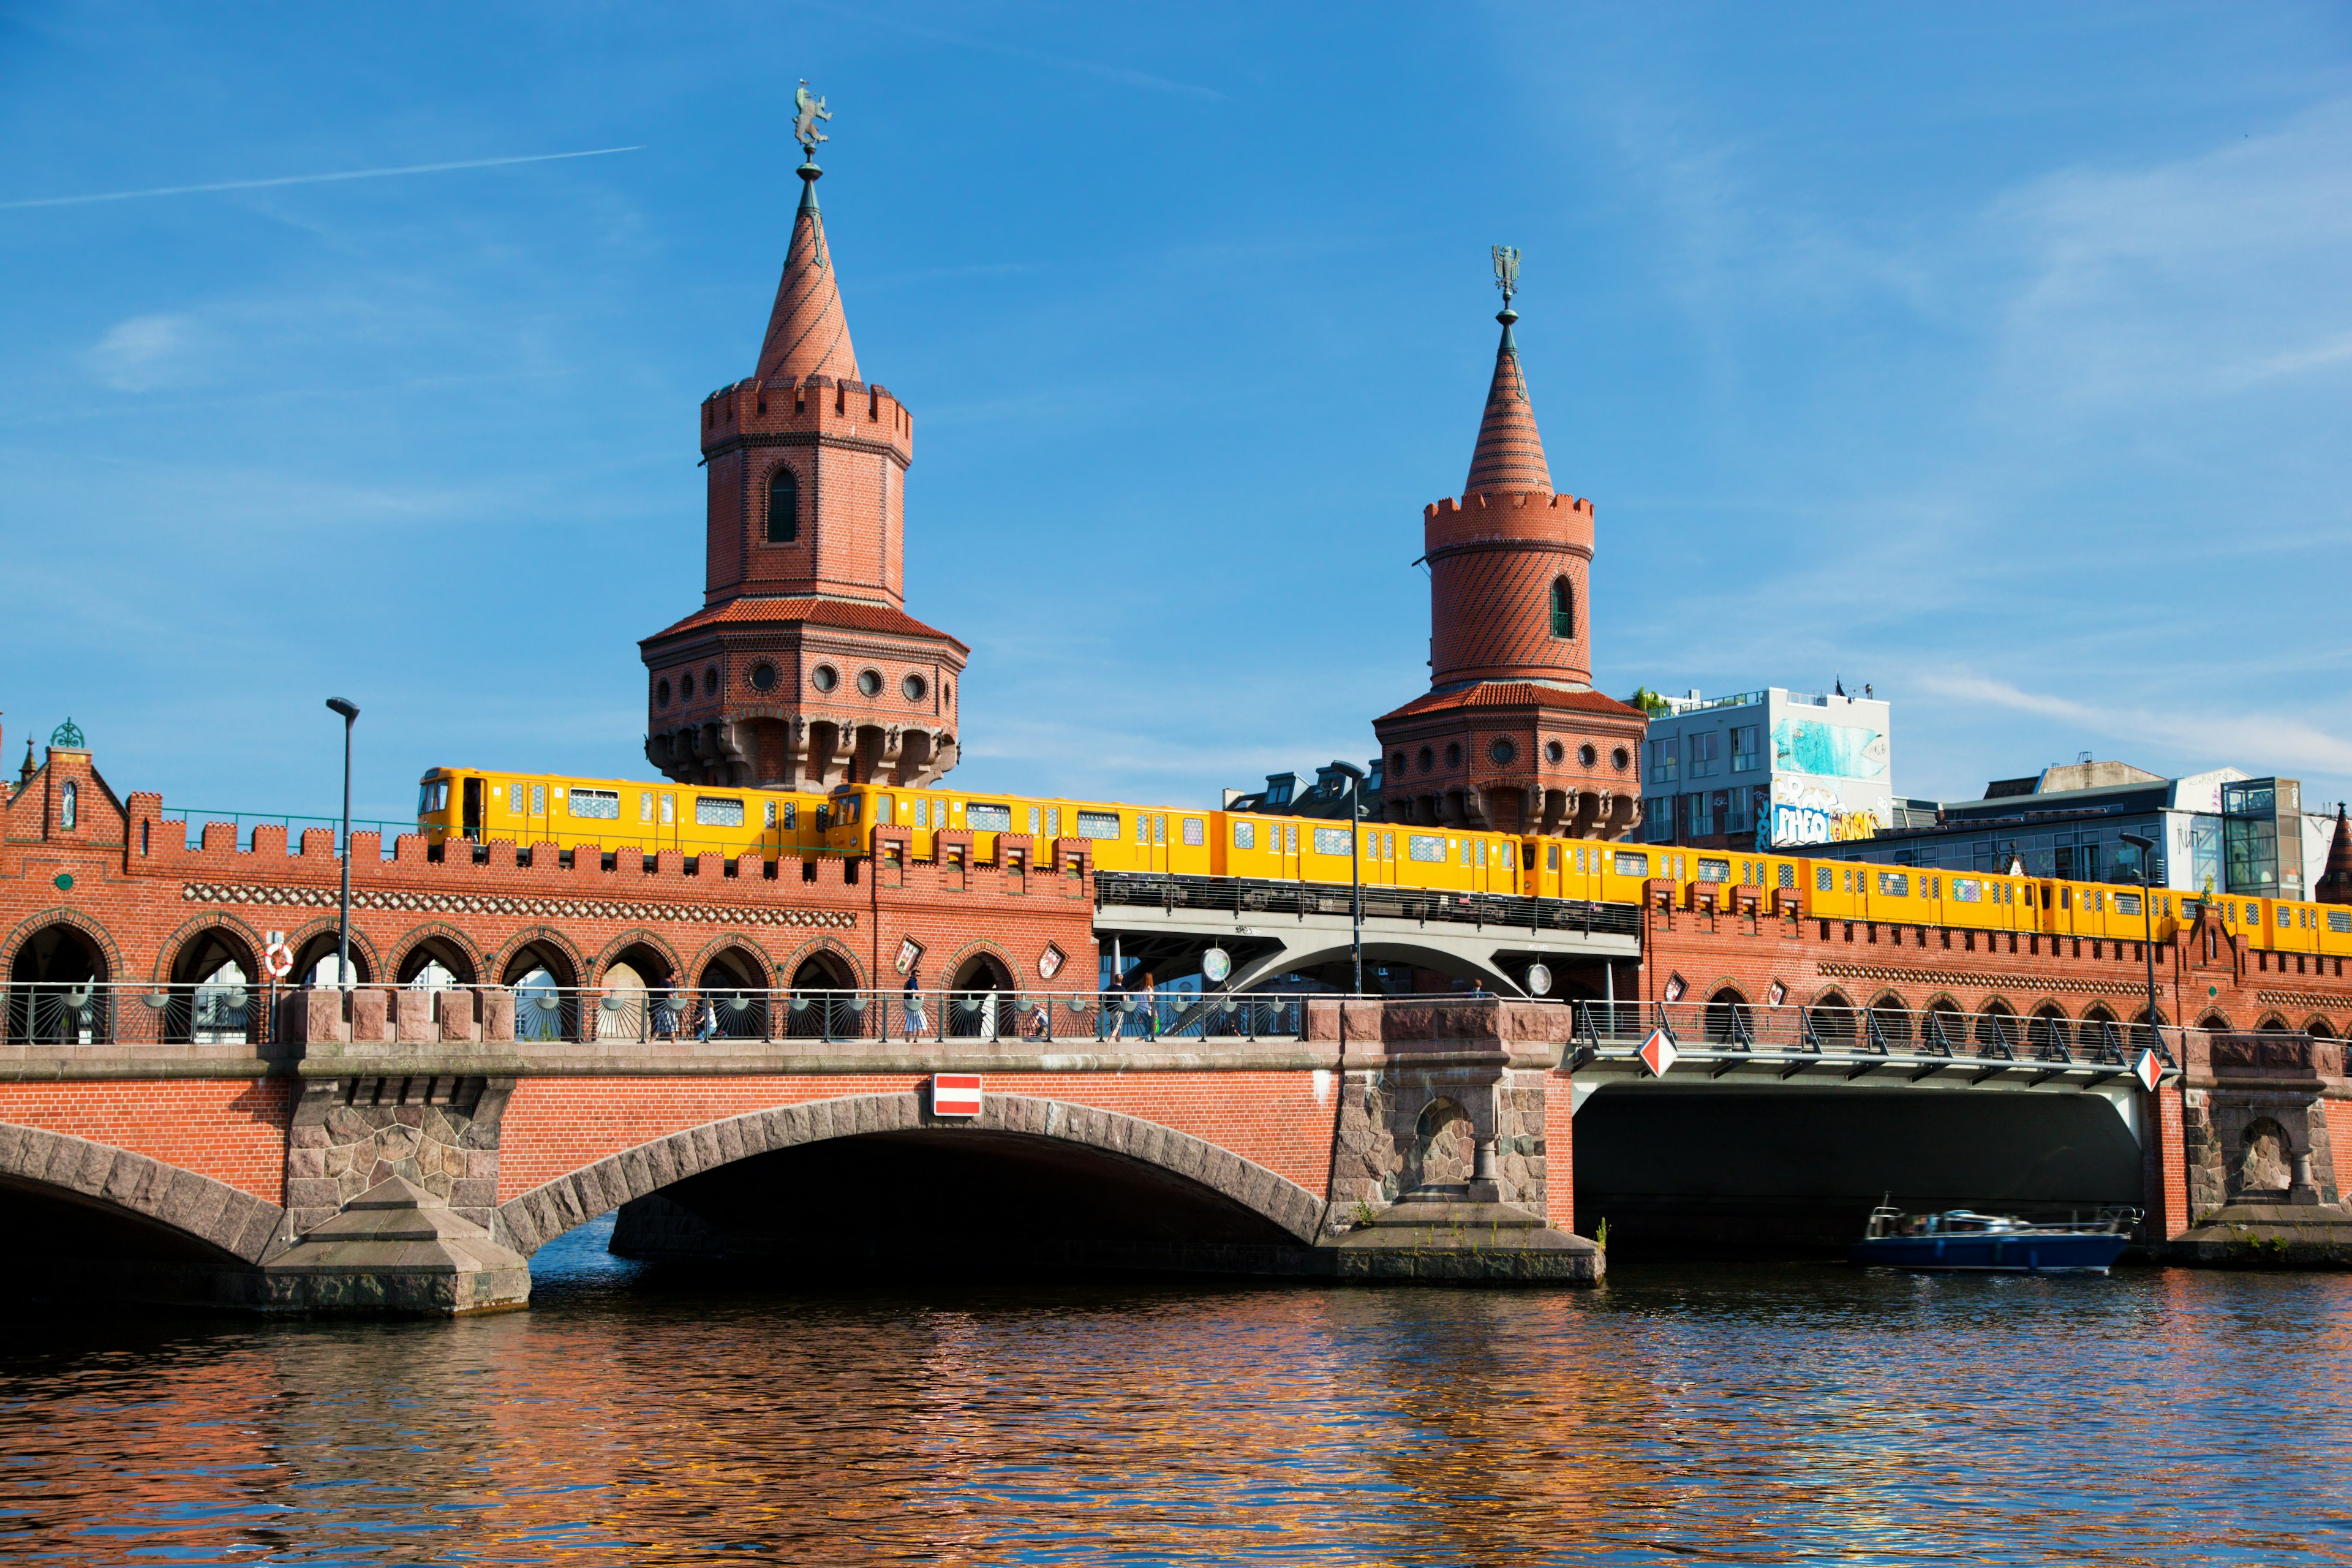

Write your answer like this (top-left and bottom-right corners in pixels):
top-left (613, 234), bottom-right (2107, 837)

top-left (2, 1226), bottom-right (2348, 1564)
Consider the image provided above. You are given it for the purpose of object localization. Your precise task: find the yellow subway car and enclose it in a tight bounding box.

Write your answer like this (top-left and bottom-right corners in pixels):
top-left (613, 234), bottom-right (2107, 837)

top-left (415, 768), bottom-right (827, 859)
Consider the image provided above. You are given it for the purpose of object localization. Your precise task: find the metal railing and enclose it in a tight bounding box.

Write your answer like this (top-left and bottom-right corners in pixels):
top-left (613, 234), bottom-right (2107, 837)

top-left (0, 982), bottom-right (1312, 1049)
top-left (160, 807), bottom-right (415, 857)
top-left (1096, 871), bottom-right (1642, 939)
top-left (1569, 1000), bottom-right (2188, 1078)
top-left (1, 981), bottom-right (289, 1048)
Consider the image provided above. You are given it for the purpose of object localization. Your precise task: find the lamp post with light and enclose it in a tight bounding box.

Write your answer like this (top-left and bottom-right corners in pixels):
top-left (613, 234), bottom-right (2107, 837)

top-left (2119, 831), bottom-right (2163, 1055)
top-left (1329, 762), bottom-right (1370, 995)
top-left (325, 698), bottom-right (359, 989)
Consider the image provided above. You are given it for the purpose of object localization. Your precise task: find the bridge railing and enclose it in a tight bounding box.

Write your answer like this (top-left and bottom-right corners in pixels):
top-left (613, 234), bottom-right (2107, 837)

top-left (1096, 871), bottom-right (1643, 938)
top-left (1570, 999), bottom-right (2185, 1072)
top-left (0, 982), bottom-right (1315, 1050)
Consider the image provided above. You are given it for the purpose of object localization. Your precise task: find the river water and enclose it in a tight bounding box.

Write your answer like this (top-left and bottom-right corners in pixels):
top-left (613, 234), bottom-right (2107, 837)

top-left (4, 1219), bottom-right (2348, 1566)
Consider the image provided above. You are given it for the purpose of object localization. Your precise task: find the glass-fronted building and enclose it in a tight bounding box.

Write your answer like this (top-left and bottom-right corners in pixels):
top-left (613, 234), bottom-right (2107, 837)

top-left (1638, 687), bottom-right (1895, 851)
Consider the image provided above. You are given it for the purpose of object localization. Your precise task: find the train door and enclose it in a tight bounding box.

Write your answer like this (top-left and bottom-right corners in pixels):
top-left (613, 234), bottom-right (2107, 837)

top-left (1136, 811), bottom-right (1170, 873)
top-left (1270, 820), bottom-right (1298, 879)
top-left (461, 778), bottom-right (484, 841)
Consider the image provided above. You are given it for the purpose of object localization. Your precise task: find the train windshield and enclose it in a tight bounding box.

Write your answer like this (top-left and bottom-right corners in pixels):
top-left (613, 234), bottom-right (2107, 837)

top-left (417, 780), bottom-right (449, 815)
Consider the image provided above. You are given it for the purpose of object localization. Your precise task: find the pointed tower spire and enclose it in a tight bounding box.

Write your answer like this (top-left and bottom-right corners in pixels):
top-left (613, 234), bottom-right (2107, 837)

top-left (1464, 245), bottom-right (1551, 496)
top-left (757, 84), bottom-right (859, 384)
top-left (2318, 804), bottom-right (2352, 905)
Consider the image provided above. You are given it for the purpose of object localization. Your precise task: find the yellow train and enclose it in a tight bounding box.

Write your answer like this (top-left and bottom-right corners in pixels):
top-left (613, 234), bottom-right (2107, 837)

top-left (415, 769), bottom-right (2352, 960)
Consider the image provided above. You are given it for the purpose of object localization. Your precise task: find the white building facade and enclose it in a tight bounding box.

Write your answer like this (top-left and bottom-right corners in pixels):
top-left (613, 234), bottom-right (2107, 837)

top-left (1639, 687), bottom-right (1894, 851)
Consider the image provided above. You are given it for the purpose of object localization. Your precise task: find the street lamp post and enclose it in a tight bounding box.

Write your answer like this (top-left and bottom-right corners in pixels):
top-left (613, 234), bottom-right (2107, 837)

top-left (326, 698), bottom-right (360, 989)
top-left (1331, 762), bottom-right (1369, 995)
top-left (2119, 831), bottom-right (2162, 1054)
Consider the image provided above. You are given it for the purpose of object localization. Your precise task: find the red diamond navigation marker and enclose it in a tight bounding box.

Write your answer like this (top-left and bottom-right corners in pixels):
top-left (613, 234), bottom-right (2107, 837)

top-left (2133, 1049), bottom-right (2163, 1093)
top-left (1640, 1028), bottom-right (1678, 1078)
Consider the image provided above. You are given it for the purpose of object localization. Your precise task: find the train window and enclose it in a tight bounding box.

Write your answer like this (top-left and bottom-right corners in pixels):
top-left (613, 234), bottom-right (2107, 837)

top-left (1383, 832), bottom-right (1394, 860)
top-left (1408, 834), bottom-right (1446, 863)
top-left (1613, 851), bottom-right (1648, 878)
top-left (570, 788), bottom-right (620, 821)
top-left (1046, 808), bottom-right (1060, 839)
top-left (870, 797), bottom-right (889, 826)
top-left (695, 796), bottom-right (745, 827)
top-left (1457, 839), bottom-right (1469, 866)
top-left (1877, 872), bottom-right (1908, 897)
top-left (530, 784), bottom-right (545, 817)
top-left (764, 800), bottom-right (778, 829)
top-left (967, 802), bottom-right (1013, 832)
top-left (1183, 818), bottom-right (1204, 846)
top-left (2331, 911), bottom-right (2351, 933)
top-left (1816, 866), bottom-right (1832, 892)
top-left (1314, 827), bottom-right (1351, 856)
top-left (780, 802), bottom-right (796, 829)
top-left (1521, 844), bottom-right (1537, 872)
top-left (659, 794), bottom-right (674, 824)
top-left (1077, 810), bottom-right (1121, 840)
top-left (2116, 892), bottom-right (2141, 916)
top-left (1235, 821), bottom-right (1257, 850)
top-left (1546, 843), bottom-right (1558, 871)
top-left (1952, 878), bottom-right (1982, 903)
top-left (1028, 807), bottom-right (1041, 834)
top-left (638, 792), bottom-right (652, 823)
top-left (1779, 862), bottom-right (1795, 889)
top-left (1154, 815), bottom-right (1167, 845)
top-left (1287, 825), bottom-right (1299, 854)
top-left (1697, 858), bottom-right (1730, 883)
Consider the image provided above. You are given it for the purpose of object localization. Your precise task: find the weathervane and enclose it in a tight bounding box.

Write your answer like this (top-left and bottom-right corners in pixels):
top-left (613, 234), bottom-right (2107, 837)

top-left (1491, 245), bottom-right (1521, 319)
top-left (794, 81), bottom-right (832, 164)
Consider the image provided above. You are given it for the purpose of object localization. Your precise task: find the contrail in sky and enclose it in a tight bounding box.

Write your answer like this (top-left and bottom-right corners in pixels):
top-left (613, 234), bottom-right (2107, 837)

top-left (0, 146), bottom-right (645, 211)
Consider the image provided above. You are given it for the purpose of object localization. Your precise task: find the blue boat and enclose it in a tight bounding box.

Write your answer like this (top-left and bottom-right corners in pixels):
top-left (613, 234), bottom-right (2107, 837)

top-left (1849, 1206), bottom-right (2136, 1274)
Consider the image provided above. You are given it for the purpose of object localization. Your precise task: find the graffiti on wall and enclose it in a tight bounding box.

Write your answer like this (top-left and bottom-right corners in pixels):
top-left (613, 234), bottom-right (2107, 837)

top-left (1771, 719), bottom-right (1888, 781)
top-left (1761, 776), bottom-right (1883, 850)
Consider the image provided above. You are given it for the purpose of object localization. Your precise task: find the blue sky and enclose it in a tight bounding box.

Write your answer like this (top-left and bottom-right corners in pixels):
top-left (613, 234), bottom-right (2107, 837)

top-left (4, 2), bottom-right (2348, 827)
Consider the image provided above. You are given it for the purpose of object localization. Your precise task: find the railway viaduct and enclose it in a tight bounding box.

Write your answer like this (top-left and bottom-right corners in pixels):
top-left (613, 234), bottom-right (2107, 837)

top-left (7, 740), bottom-right (2352, 1311)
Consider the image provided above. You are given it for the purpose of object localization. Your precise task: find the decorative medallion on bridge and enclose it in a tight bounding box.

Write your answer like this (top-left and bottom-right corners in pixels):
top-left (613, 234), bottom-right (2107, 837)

top-left (932, 1074), bottom-right (982, 1117)
top-left (1200, 947), bottom-right (1229, 984)
top-left (1525, 962), bottom-right (1551, 997)
top-left (2133, 1049), bottom-right (2163, 1094)
top-left (1639, 1028), bottom-right (1678, 1078)
top-left (1039, 942), bottom-right (1067, 980)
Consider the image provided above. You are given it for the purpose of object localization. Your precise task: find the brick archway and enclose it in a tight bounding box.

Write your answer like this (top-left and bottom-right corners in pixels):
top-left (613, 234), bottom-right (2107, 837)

top-left (493, 1091), bottom-right (1323, 1256)
top-left (0, 1122), bottom-right (283, 1264)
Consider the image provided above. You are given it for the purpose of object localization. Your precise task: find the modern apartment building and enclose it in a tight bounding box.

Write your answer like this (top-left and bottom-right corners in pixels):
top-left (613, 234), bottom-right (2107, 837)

top-left (1638, 687), bottom-right (1894, 851)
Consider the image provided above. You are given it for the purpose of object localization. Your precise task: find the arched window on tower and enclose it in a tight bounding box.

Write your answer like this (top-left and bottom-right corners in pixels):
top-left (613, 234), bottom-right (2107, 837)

top-left (766, 467), bottom-right (799, 544)
top-left (1549, 576), bottom-right (1574, 639)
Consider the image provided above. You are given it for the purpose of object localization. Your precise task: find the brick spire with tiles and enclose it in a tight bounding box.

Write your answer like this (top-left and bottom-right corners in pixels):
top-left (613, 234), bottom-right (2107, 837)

top-left (2319, 805), bottom-right (2352, 906)
top-left (639, 139), bottom-right (967, 792)
top-left (1372, 260), bottom-right (1648, 841)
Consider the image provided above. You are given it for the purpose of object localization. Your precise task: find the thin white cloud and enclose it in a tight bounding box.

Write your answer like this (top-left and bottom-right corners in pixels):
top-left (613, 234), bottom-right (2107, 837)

top-left (0, 146), bottom-right (645, 211)
top-left (87, 313), bottom-right (211, 391)
top-left (1917, 673), bottom-right (2352, 777)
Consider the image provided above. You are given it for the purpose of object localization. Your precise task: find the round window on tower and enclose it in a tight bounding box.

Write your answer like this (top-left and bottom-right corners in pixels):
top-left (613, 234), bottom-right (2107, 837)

top-left (1488, 739), bottom-right (1517, 766)
top-left (812, 665), bottom-right (839, 694)
top-left (857, 669), bottom-right (883, 698)
top-left (1444, 742), bottom-right (1462, 768)
top-left (1611, 747), bottom-right (1630, 772)
top-left (655, 678), bottom-right (671, 709)
top-left (902, 673), bottom-right (928, 703)
top-left (748, 662), bottom-right (777, 692)
top-left (1544, 740), bottom-right (1565, 765)
top-left (680, 671), bottom-right (695, 699)
top-left (1578, 743), bottom-right (1597, 768)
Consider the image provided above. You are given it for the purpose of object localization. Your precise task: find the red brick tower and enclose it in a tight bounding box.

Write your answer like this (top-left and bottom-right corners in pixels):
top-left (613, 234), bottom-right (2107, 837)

top-left (1374, 252), bottom-right (1647, 838)
top-left (2318, 804), bottom-right (2352, 905)
top-left (641, 129), bottom-right (967, 791)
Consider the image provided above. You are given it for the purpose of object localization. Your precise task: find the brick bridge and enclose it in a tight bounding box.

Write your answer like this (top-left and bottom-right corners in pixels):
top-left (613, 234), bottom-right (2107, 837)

top-left (6, 744), bottom-right (2352, 1310)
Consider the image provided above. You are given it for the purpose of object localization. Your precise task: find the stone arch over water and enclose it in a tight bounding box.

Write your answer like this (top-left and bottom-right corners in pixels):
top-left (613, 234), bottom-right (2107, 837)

top-left (493, 1091), bottom-right (1324, 1259)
